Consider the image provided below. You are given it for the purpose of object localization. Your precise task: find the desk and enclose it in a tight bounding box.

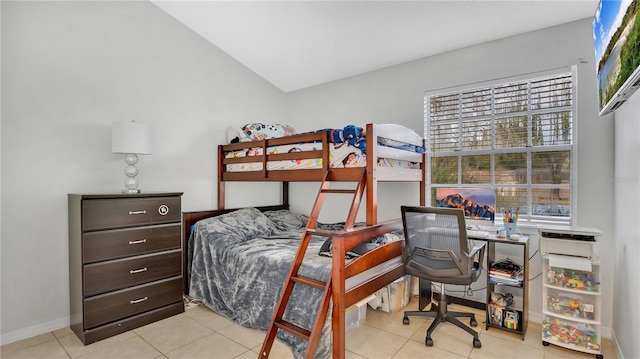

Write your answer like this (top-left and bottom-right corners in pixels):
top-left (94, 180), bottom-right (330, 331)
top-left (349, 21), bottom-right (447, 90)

top-left (418, 231), bottom-right (530, 339)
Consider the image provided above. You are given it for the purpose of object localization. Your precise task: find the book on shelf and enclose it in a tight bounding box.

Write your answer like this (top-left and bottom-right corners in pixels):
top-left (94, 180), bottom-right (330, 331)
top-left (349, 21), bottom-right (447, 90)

top-left (489, 258), bottom-right (524, 285)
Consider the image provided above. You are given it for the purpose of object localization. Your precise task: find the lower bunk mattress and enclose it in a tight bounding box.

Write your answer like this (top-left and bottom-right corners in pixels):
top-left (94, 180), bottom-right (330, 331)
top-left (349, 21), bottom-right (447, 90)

top-left (187, 207), bottom-right (402, 359)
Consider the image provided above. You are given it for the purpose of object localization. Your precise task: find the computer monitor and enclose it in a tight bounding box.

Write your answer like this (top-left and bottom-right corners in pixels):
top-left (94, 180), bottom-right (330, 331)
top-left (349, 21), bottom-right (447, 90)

top-left (435, 187), bottom-right (496, 227)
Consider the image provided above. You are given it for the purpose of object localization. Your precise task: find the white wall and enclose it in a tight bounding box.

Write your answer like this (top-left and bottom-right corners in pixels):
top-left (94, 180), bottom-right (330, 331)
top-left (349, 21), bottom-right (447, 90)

top-left (286, 18), bottom-right (617, 338)
top-left (0, 1), bottom-right (285, 343)
top-left (613, 92), bottom-right (640, 359)
top-left (2, 3), bottom-right (631, 357)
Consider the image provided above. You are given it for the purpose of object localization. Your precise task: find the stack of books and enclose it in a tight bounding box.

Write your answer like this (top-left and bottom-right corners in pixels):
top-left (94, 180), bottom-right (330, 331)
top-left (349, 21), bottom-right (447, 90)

top-left (489, 258), bottom-right (524, 286)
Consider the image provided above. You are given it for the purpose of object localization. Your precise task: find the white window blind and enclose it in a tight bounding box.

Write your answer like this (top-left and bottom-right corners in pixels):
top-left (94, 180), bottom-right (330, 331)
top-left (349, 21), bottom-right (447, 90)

top-left (425, 68), bottom-right (576, 223)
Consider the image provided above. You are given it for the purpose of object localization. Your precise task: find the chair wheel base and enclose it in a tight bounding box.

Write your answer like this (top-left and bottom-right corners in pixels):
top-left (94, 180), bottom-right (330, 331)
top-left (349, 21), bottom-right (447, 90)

top-left (403, 316), bottom-right (410, 325)
top-left (470, 318), bottom-right (477, 327)
top-left (425, 337), bottom-right (433, 346)
top-left (473, 338), bottom-right (481, 348)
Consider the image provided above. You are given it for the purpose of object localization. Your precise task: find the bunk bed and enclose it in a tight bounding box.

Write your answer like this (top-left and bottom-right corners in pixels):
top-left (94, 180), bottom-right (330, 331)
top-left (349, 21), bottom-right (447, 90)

top-left (183, 123), bottom-right (426, 359)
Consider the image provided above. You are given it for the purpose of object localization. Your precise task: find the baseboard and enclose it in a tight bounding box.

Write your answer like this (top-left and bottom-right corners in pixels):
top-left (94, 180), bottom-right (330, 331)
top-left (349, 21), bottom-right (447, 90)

top-left (611, 330), bottom-right (625, 359)
top-left (1, 316), bottom-right (70, 346)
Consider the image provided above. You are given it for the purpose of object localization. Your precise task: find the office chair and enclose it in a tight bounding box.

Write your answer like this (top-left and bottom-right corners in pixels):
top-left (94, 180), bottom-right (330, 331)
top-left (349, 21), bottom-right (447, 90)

top-left (400, 206), bottom-right (486, 349)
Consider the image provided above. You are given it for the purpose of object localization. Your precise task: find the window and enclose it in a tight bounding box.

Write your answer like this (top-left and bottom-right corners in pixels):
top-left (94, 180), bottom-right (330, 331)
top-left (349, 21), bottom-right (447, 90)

top-left (425, 68), bottom-right (576, 224)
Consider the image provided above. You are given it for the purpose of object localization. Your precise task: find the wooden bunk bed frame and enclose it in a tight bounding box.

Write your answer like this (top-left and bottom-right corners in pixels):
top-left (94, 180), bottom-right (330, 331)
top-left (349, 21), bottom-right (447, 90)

top-left (182, 123), bottom-right (425, 358)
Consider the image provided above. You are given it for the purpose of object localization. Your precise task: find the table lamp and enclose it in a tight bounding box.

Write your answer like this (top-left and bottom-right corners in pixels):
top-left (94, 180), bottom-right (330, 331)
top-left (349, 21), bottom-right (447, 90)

top-left (112, 121), bottom-right (152, 193)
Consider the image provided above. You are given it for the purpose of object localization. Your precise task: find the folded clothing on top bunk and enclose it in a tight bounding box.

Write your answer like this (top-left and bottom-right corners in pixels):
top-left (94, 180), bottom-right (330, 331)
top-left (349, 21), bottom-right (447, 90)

top-left (227, 123), bottom-right (297, 143)
top-left (227, 123), bottom-right (366, 151)
top-left (224, 141), bottom-right (368, 171)
top-left (223, 123), bottom-right (424, 173)
top-left (227, 123), bottom-right (425, 153)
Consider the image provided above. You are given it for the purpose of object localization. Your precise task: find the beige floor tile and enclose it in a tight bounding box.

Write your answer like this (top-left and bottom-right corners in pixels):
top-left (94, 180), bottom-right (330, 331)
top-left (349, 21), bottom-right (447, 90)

top-left (58, 330), bottom-right (137, 358)
top-left (393, 339), bottom-right (467, 359)
top-left (365, 306), bottom-right (426, 339)
top-left (134, 314), bottom-right (213, 354)
top-left (0, 332), bottom-right (69, 359)
top-left (165, 332), bottom-right (247, 359)
top-left (345, 349), bottom-right (367, 359)
top-left (233, 349), bottom-right (260, 359)
top-left (1, 333), bottom-right (57, 355)
top-left (52, 327), bottom-right (74, 340)
top-left (75, 336), bottom-right (161, 359)
top-left (185, 305), bottom-right (236, 332)
top-left (346, 324), bottom-right (408, 358)
top-left (217, 324), bottom-right (265, 349)
top-left (470, 333), bottom-right (544, 359)
top-left (409, 318), bottom-right (476, 358)
top-left (0, 305), bottom-right (621, 359)
top-left (250, 338), bottom-right (295, 359)
top-left (600, 338), bottom-right (618, 359)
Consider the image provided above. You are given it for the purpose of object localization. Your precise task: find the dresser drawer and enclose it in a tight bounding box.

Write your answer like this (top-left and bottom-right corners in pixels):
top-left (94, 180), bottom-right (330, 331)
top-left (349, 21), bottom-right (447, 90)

top-left (84, 277), bottom-right (182, 329)
top-left (83, 224), bottom-right (181, 263)
top-left (82, 196), bottom-right (181, 231)
top-left (84, 250), bottom-right (181, 296)
top-left (82, 303), bottom-right (184, 345)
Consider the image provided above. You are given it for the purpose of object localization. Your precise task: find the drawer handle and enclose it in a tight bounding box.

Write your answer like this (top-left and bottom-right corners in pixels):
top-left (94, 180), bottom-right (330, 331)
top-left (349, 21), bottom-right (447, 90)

top-left (130, 297), bottom-right (148, 304)
top-left (128, 210), bottom-right (147, 215)
top-left (128, 239), bottom-right (147, 245)
top-left (129, 267), bottom-right (148, 274)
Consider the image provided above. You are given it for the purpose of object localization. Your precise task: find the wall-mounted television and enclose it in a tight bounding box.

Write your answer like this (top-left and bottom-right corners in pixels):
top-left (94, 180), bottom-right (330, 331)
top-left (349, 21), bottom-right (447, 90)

top-left (593, 0), bottom-right (640, 115)
top-left (434, 187), bottom-right (496, 227)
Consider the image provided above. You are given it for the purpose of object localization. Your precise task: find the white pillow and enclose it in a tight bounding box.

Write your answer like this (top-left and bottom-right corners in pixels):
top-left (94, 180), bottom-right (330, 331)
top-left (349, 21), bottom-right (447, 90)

top-left (226, 126), bottom-right (250, 143)
top-left (241, 123), bottom-right (296, 140)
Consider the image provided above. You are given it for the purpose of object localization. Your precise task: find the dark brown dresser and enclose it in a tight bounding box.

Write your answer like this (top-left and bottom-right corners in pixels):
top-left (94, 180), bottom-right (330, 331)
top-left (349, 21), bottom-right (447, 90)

top-left (68, 192), bottom-right (184, 345)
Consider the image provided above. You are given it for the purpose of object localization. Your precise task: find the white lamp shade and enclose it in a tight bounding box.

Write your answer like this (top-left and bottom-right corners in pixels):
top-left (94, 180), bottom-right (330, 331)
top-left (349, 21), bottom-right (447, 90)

top-left (112, 121), bottom-right (152, 155)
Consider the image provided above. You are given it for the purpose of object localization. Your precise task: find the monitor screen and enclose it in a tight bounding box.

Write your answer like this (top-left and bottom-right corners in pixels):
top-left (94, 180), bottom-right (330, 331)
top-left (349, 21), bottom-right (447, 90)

top-left (435, 187), bottom-right (496, 223)
top-left (593, 0), bottom-right (640, 115)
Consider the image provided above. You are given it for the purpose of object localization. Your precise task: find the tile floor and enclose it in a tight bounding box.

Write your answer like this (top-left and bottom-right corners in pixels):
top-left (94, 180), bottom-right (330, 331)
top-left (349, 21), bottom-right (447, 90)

top-left (1, 297), bottom-right (617, 359)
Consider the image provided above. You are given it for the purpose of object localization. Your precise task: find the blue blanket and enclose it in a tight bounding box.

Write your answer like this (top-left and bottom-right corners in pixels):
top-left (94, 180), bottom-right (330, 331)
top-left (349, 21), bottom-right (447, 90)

top-left (188, 208), bottom-right (345, 359)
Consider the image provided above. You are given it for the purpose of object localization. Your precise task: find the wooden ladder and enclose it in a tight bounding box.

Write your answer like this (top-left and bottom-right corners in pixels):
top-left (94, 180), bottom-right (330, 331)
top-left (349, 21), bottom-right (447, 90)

top-left (258, 169), bottom-right (367, 359)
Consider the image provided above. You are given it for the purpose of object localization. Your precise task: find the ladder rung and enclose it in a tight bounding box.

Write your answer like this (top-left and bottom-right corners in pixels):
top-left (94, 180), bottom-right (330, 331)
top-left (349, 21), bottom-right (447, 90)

top-left (292, 275), bottom-right (326, 290)
top-left (260, 169), bottom-right (367, 359)
top-left (320, 189), bottom-right (356, 194)
top-left (306, 229), bottom-right (335, 238)
top-left (274, 320), bottom-right (311, 341)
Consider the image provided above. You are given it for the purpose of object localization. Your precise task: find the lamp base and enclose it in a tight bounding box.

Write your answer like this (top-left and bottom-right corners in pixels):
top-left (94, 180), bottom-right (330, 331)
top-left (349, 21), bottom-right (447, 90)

top-left (121, 153), bottom-right (142, 194)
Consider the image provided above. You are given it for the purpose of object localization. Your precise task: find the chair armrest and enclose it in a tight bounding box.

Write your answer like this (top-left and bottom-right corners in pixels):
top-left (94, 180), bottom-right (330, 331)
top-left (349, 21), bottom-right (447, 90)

top-left (467, 241), bottom-right (486, 258)
top-left (466, 241), bottom-right (486, 270)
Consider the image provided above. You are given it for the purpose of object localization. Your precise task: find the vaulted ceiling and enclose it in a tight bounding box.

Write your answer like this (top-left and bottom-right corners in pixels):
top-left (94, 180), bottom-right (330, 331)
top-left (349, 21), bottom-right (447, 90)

top-left (153, 1), bottom-right (599, 92)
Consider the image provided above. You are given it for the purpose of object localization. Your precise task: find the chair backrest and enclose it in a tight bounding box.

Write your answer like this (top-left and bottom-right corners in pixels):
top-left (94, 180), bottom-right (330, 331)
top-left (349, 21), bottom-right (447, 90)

top-left (400, 206), bottom-right (473, 281)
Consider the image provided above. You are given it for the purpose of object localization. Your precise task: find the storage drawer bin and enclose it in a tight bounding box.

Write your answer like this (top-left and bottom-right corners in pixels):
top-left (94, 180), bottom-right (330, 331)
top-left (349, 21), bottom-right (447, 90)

top-left (546, 266), bottom-right (599, 292)
top-left (345, 295), bottom-right (375, 334)
top-left (371, 275), bottom-right (411, 313)
top-left (545, 288), bottom-right (596, 321)
top-left (542, 317), bottom-right (600, 351)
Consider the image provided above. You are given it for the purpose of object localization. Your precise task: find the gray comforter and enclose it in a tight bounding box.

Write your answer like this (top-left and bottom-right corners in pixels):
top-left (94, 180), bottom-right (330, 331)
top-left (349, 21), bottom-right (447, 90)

top-left (188, 208), bottom-right (351, 359)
